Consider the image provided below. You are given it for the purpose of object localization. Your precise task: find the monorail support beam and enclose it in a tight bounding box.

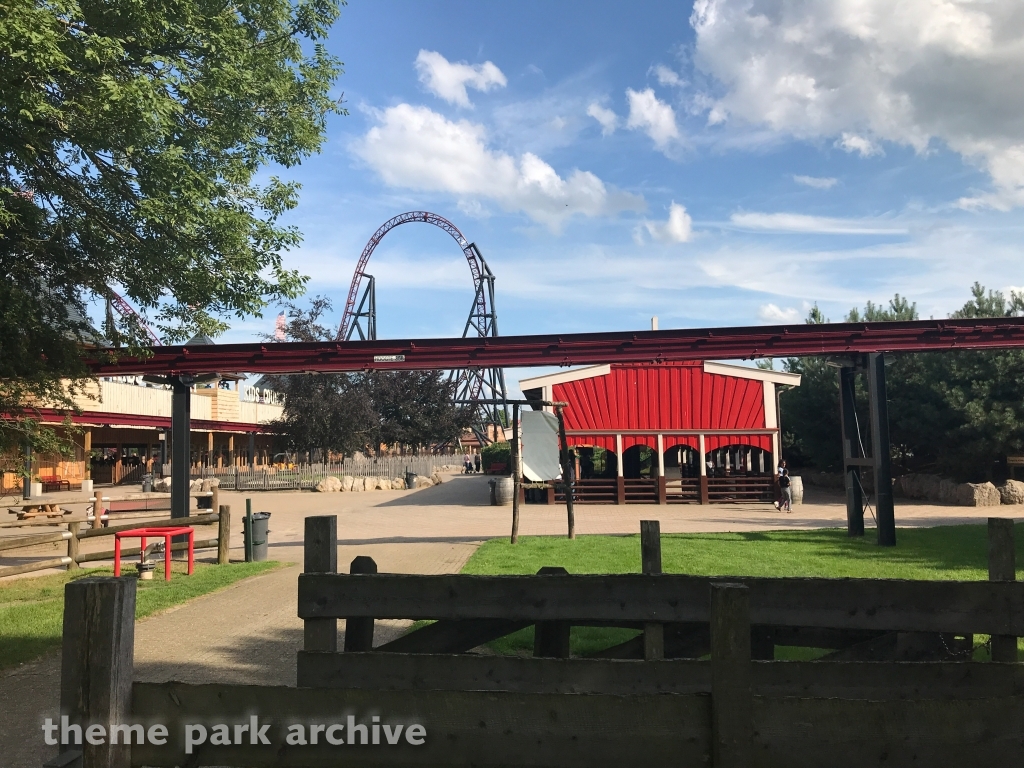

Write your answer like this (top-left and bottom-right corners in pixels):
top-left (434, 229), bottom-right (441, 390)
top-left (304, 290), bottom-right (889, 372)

top-left (868, 353), bottom-right (896, 547)
top-left (170, 376), bottom-right (193, 521)
top-left (839, 363), bottom-right (864, 537)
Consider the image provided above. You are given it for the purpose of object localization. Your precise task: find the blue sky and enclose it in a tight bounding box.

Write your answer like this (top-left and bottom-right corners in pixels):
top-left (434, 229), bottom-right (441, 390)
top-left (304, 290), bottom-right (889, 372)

top-left (220, 0), bottom-right (1024, 390)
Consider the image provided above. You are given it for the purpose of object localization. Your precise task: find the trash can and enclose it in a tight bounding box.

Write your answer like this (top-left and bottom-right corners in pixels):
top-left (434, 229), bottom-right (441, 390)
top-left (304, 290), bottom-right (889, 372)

top-left (405, 471), bottom-right (417, 490)
top-left (141, 473), bottom-right (153, 494)
top-left (246, 512), bottom-right (271, 561)
top-left (488, 479), bottom-right (497, 506)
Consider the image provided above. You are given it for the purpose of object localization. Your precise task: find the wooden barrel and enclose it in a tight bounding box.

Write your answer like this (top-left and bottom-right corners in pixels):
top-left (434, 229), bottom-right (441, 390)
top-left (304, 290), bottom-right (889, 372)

top-left (494, 476), bottom-right (514, 506)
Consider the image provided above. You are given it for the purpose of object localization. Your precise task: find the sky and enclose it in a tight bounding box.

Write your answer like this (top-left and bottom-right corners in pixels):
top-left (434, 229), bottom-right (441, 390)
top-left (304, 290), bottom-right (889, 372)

top-left (222, 0), bottom-right (1024, 393)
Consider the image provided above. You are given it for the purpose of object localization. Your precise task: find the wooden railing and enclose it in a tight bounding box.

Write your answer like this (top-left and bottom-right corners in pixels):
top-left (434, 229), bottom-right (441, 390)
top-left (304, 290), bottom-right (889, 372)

top-left (50, 517), bottom-right (1023, 767)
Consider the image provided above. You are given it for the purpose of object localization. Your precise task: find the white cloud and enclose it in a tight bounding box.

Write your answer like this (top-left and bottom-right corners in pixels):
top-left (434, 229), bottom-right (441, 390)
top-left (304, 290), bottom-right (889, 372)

top-left (626, 88), bottom-right (680, 151)
top-left (758, 303), bottom-right (802, 323)
top-left (414, 50), bottom-right (507, 108)
top-left (352, 104), bottom-right (644, 231)
top-left (587, 102), bottom-right (619, 135)
top-left (730, 212), bottom-right (908, 235)
top-left (793, 175), bottom-right (838, 189)
top-left (836, 133), bottom-right (884, 158)
top-left (651, 64), bottom-right (684, 87)
top-left (690, 0), bottom-right (1024, 207)
top-left (640, 203), bottom-right (693, 243)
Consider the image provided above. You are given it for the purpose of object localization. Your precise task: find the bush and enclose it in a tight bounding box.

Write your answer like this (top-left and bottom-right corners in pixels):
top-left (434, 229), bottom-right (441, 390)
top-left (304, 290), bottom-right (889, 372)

top-left (481, 442), bottom-right (510, 473)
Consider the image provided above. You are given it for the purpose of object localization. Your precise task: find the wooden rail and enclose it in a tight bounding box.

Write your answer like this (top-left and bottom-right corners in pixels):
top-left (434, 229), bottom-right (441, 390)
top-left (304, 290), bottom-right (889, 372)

top-left (49, 517), bottom-right (1023, 767)
top-left (0, 507), bottom-right (230, 578)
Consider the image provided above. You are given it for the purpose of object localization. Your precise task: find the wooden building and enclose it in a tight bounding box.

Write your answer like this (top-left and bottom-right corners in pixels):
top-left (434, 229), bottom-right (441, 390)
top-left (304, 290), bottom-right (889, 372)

top-left (519, 361), bottom-right (800, 504)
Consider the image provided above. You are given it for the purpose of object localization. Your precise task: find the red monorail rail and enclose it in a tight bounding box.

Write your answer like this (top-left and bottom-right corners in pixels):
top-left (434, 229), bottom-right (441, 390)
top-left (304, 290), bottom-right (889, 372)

top-left (83, 317), bottom-right (1024, 376)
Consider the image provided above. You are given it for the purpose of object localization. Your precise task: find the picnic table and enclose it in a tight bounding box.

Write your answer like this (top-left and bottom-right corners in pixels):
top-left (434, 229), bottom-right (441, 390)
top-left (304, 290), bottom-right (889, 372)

top-left (113, 526), bottom-right (194, 581)
top-left (8, 502), bottom-right (65, 520)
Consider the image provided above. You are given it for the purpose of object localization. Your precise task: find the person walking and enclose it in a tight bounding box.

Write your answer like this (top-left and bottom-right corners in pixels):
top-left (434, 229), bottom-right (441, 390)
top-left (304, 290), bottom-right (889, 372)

top-left (463, 453), bottom-right (472, 474)
top-left (774, 459), bottom-right (788, 509)
top-left (474, 453), bottom-right (482, 473)
top-left (779, 468), bottom-right (793, 512)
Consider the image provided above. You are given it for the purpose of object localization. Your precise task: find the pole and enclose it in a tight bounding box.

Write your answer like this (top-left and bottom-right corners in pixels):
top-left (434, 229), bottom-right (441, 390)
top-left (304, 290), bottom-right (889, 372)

top-left (867, 353), bottom-right (896, 546)
top-left (244, 497), bottom-right (254, 563)
top-left (839, 364), bottom-right (864, 536)
top-left (22, 440), bottom-right (31, 500)
top-left (555, 405), bottom-right (575, 540)
top-left (170, 375), bottom-right (192, 521)
top-left (511, 403), bottom-right (521, 544)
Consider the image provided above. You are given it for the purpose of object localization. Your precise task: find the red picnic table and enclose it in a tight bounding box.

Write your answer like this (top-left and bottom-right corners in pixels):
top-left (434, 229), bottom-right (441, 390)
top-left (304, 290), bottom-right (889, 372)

top-left (113, 526), bottom-right (194, 581)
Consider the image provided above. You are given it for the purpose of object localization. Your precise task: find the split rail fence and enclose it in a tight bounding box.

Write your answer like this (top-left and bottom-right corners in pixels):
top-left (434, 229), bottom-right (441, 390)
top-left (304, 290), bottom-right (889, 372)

top-left (0, 492), bottom-right (229, 579)
top-left (52, 517), bottom-right (1023, 767)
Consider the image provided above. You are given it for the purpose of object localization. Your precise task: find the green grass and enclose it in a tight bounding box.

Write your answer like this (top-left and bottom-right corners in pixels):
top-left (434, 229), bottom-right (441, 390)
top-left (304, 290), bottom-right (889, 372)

top-left (0, 560), bottom-right (284, 670)
top-left (464, 525), bottom-right (1024, 580)
top-left (461, 525), bottom-right (1024, 657)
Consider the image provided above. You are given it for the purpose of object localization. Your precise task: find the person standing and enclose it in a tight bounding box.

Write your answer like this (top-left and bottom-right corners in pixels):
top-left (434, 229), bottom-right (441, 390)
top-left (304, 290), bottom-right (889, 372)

top-left (779, 468), bottom-right (793, 512)
top-left (474, 453), bottom-right (482, 473)
top-left (463, 453), bottom-right (472, 474)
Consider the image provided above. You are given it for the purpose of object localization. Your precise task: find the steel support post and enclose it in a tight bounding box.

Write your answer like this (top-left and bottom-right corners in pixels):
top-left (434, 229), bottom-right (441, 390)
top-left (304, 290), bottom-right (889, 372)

top-left (839, 365), bottom-right (864, 537)
top-left (170, 376), bottom-right (192, 521)
top-left (867, 353), bottom-right (896, 546)
top-left (22, 440), bottom-right (32, 500)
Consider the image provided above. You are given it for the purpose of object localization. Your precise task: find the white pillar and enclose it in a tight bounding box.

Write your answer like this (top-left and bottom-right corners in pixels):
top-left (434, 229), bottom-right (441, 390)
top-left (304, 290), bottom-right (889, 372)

top-left (698, 434), bottom-right (706, 477)
top-left (615, 434), bottom-right (624, 477)
top-left (656, 435), bottom-right (664, 478)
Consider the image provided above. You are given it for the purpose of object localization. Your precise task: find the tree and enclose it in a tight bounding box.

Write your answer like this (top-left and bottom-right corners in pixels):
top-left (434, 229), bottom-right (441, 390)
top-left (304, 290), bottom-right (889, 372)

top-left (1, 0), bottom-right (346, 453)
top-left (368, 371), bottom-right (475, 453)
top-left (266, 298), bottom-right (474, 457)
top-left (781, 285), bottom-right (1024, 482)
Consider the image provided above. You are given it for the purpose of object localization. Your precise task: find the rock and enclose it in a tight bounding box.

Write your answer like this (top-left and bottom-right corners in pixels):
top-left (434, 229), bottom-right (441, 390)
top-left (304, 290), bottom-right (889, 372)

top-left (349, 476), bottom-right (362, 492)
top-left (200, 478), bottom-right (220, 492)
top-left (960, 481), bottom-right (1001, 506)
top-left (189, 478), bottom-right (203, 492)
top-left (362, 477), bottom-right (375, 491)
top-left (894, 473), bottom-right (942, 501)
top-left (393, 477), bottom-right (407, 490)
top-left (153, 477), bottom-right (172, 492)
top-left (998, 479), bottom-right (1024, 505)
top-left (316, 476), bottom-right (342, 493)
top-left (431, 472), bottom-right (444, 485)
top-left (414, 475), bottom-right (435, 489)
top-left (341, 475), bottom-right (354, 492)
top-left (373, 477), bottom-right (387, 490)
top-left (938, 479), bottom-right (959, 504)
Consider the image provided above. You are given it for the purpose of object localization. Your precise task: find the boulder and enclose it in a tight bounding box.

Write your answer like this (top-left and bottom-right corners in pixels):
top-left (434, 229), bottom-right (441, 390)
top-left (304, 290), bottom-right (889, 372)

top-left (998, 479), bottom-right (1024, 505)
top-left (964, 481), bottom-right (1002, 506)
top-left (373, 477), bottom-right (388, 490)
top-left (431, 472), bottom-right (444, 485)
top-left (349, 476), bottom-right (362, 492)
top-left (414, 475), bottom-right (435, 489)
top-left (341, 475), bottom-right (354, 492)
top-left (895, 473), bottom-right (943, 501)
top-left (362, 477), bottom-right (375, 491)
top-left (393, 477), bottom-right (407, 490)
top-left (189, 478), bottom-right (204, 492)
top-left (316, 476), bottom-right (342, 493)
top-left (153, 477), bottom-right (172, 493)
top-left (200, 478), bottom-right (220, 492)
top-left (938, 479), bottom-right (960, 504)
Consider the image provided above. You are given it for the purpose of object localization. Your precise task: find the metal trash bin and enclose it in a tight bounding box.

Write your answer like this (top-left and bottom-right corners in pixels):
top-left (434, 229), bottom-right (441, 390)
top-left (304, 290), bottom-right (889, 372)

top-left (246, 512), bottom-right (271, 561)
top-left (405, 471), bottom-right (417, 490)
top-left (141, 473), bottom-right (153, 494)
top-left (488, 479), bottom-right (497, 506)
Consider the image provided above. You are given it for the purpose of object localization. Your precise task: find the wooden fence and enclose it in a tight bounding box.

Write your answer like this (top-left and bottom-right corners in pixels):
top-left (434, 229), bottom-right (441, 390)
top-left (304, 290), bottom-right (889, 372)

top-left (187, 456), bottom-right (458, 491)
top-left (0, 492), bottom-right (229, 579)
top-left (550, 475), bottom-right (774, 505)
top-left (50, 517), bottom-right (1023, 767)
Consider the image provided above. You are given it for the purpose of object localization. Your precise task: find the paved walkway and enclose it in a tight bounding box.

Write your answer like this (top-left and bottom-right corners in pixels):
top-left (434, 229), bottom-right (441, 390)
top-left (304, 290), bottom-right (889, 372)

top-left (5, 473), bottom-right (1022, 765)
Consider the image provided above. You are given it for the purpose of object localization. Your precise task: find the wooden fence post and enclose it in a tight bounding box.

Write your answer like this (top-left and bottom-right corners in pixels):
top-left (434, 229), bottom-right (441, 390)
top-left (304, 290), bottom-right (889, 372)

top-left (303, 516), bottom-right (337, 653)
top-left (60, 577), bottom-right (135, 768)
top-left (711, 582), bottom-right (752, 768)
top-left (555, 406), bottom-right (575, 539)
top-left (217, 505), bottom-right (231, 565)
top-left (641, 520), bottom-right (664, 660)
top-left (67, 521), bottom-right (80, 571)
top-left (511, 403), bottom-right (521, 544)
top-left (989, 517), bottom-right (1017, 662)
top-left (533, 566), bottom-right (571, 658)
top-left (344, 556), bottom-right (378, 652)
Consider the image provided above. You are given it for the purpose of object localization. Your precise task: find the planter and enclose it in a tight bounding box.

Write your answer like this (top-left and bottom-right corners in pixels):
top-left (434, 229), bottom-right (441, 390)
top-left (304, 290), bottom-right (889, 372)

top-left (136, 562), bottom-right (155, 581)
top-left (81, 479), bottom-right (93, 495)
top-left (30, 481), bottom-right (43, 498)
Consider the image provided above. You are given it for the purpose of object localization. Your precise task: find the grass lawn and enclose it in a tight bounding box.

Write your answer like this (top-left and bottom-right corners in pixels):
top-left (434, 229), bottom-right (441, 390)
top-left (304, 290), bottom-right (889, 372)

top-left (461, 525), bottom-right (1024, 658)
top-left (0, 560), bottom-right (284, 670)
